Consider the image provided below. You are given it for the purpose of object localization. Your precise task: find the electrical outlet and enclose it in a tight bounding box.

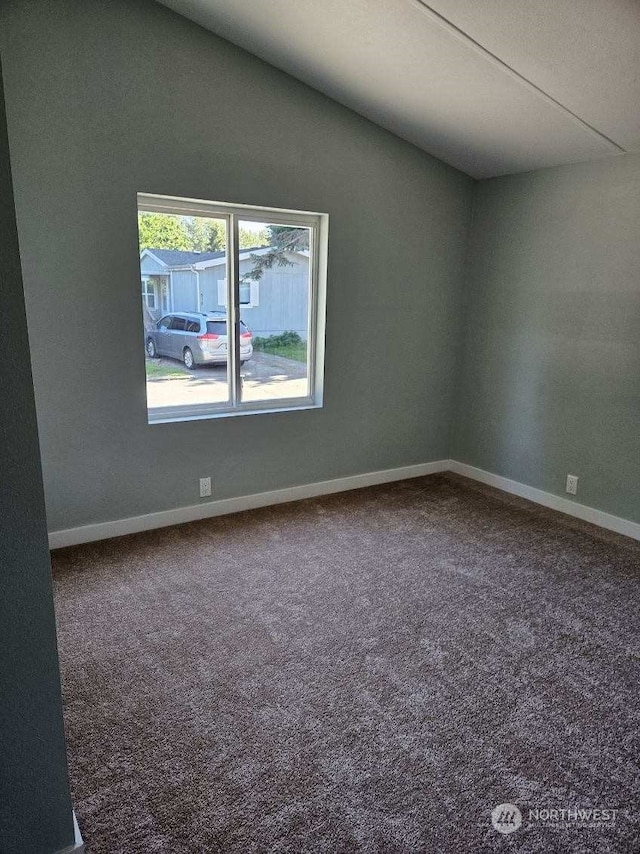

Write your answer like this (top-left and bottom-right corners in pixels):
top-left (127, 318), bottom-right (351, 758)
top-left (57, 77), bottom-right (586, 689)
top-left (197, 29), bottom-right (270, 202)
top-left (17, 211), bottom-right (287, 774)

top-left (566, 474), bottom-right (578, 496)
top-left (199, 477), bottom-right (212, 498)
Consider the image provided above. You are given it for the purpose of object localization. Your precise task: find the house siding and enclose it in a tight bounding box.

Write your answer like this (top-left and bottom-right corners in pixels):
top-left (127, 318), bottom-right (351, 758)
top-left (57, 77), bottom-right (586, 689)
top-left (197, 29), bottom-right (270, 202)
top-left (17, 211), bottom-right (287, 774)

top-left (171, 269), bottom-right (198, 313)
top-left (240, 255), bottom-right (309, 339)
top-left (199, 265), bottom-right (226, 314)
top-left (140, 253), bottom-right (167, 275)
top-left (196, 253), bottom-right (310, 339)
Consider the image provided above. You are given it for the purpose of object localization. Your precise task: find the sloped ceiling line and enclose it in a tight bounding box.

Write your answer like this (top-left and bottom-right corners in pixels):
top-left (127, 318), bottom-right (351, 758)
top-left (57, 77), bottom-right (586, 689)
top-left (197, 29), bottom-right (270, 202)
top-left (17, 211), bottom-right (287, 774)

top-left (411, 0), bottom-right (625, 153)
top-left (156, 0), bottom-right (637, 177)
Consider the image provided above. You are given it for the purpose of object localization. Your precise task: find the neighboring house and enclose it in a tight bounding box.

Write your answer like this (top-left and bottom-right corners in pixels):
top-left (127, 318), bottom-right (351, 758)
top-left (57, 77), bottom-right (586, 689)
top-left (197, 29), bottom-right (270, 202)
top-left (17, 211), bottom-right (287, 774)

top-left (140, 247), bottom-right (310, 339)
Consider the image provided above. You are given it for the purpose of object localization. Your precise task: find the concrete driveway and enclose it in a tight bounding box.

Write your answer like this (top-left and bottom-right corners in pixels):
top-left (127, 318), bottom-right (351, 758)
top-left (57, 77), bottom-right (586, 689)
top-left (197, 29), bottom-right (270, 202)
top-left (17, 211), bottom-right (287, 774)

top-left (146, 350), bottom-right (308, 408)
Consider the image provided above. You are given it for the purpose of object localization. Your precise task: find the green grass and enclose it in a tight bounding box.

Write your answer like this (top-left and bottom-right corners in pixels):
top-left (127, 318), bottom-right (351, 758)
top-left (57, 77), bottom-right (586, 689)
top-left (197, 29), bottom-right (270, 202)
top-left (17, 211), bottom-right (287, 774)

top-left (253, 341), bottom-right (307, 363)
top-left (145, 360), bottom-right (186, 378)
top-left (252, 332), bottom-right (307, 363)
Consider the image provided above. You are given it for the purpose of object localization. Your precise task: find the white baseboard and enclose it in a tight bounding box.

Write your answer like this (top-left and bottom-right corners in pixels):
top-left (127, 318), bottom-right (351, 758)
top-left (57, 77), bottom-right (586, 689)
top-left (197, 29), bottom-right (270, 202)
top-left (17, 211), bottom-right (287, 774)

top-left (48, 460), bottom-right (450, 549)
top-left (48, 458), bottom-right (640, 549)
top-left (449, 460), bottom-right (640, 542)
top-left (55, 813), bottom-right (84, 854)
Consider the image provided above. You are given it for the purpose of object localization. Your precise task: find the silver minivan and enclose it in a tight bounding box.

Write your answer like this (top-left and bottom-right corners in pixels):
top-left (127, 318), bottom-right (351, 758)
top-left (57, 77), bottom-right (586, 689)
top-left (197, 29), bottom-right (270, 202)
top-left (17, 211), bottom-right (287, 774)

top-left (146, 312), bottom-right (253, 369)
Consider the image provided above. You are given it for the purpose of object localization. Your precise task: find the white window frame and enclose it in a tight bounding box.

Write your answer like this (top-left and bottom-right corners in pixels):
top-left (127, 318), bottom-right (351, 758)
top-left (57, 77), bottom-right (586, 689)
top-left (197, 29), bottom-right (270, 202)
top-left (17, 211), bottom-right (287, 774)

top-left (138, 193), bottom-right (328, 424)
top-left (239, 279), bottom-right (259, 308)
top-left (217, 278), bottom-right (259, 308)
top-left (141, 277), bottom-right (156, 309)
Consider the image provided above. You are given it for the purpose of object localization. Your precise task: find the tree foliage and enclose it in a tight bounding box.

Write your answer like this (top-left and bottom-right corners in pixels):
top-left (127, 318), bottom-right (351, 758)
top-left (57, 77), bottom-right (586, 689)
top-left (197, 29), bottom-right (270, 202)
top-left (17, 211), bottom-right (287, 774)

top-left (239, 226), bottom-right (269, 249)
top-left (242, 225), bottom-right (309, 282)
top-left (139, 212), bottom-right (270, 254)
top-left (138, 213), bottom-right (190, 251)
top-left (183, 217), bottom-right (225, 252)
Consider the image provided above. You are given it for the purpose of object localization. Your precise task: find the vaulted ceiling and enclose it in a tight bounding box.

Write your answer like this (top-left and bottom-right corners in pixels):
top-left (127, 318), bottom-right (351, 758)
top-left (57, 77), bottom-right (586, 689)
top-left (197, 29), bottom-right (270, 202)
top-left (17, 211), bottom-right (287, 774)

top-left (158, 0), bottom-right (640, 178)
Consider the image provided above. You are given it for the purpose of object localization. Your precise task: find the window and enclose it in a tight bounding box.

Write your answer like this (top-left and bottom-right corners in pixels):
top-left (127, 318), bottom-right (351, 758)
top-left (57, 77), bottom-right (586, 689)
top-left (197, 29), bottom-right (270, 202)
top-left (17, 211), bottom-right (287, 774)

top-left (239, 282), bottom-right (251, 305)
top-left (217, 279), bottom-right (259, 307)
top-left (142, 278), bottom-right (156, 309)
top-left (138, 194), bottom-right (327, 423)
top-left (206, 321), bottom-right (226, 335)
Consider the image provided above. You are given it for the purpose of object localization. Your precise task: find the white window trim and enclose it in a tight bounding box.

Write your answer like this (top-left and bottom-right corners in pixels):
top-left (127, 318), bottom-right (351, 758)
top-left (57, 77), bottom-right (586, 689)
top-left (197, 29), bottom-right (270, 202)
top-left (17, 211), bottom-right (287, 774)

top-left (217, 278), bottom-right (227, 307)
top-left (138, 193), bottom-right (328, 424)
top-left (141, 277), bottom-right (156, 309)
top-left (218, 278), bottom-right (259, 308)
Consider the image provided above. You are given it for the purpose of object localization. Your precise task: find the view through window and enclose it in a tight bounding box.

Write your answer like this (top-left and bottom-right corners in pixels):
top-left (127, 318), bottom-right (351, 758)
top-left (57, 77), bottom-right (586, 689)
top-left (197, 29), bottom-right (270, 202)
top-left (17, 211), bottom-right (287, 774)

top-left (138, 195), bottom-right (326, 422)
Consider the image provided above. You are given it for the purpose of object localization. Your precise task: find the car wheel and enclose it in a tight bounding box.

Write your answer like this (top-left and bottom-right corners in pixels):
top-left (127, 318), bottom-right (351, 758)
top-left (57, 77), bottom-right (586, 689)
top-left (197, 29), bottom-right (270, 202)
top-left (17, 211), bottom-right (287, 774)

top-left (183, 347), bottom-right (196, 370)
top-left (146, 338), bottom-right (157, 358)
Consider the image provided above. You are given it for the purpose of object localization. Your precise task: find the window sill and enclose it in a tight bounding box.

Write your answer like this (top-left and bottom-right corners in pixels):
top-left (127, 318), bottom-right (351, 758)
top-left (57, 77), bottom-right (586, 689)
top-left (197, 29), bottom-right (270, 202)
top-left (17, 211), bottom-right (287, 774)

top-left (148, 397), bottom-right (322, 424)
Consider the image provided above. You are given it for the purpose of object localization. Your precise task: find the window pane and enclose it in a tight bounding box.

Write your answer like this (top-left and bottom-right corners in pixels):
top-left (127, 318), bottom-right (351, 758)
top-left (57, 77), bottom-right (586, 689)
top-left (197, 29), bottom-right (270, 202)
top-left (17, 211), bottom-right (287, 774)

top-left (138, 210), bottom-right (230, 417)
top-left (238, 221), bottom-right (311, 404)
top-left (206, 321), bottom-right (226, 336)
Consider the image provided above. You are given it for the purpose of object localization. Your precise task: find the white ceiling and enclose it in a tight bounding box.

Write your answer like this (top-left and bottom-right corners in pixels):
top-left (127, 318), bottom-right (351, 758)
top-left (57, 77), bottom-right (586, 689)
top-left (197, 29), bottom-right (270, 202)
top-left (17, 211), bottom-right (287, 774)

top-left (158, 0), bottom-right (640, 178)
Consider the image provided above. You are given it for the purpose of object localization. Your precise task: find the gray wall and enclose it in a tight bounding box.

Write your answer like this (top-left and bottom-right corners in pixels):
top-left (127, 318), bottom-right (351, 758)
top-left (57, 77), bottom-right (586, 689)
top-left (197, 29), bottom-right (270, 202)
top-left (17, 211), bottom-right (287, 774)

top-left (454, 154), bottom-right (640, 524)
top-left (0, 0), bottom-right (472, 533)
top-left (0, 61), bottom-right (74, 854)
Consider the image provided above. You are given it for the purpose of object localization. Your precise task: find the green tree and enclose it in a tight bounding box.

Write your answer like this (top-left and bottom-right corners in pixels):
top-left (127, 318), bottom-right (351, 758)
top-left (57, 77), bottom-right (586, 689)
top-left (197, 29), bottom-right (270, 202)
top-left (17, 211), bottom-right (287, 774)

top-left (242, 225), bottom-right (309, 281)
top-left (138, 212), bottom-right (189, 251)
top-left (139, 213), bottom-right (273, 256)
top-left (182, 217), bottom-right (226, 252)
top-left (239, 226), bottom-right (270, 250)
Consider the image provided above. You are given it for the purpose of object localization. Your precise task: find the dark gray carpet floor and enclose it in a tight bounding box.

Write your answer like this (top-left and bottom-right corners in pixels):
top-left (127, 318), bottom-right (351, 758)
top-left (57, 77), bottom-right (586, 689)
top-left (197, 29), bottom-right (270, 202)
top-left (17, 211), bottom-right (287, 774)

top-left (51, 474), bottom-right (640, 853)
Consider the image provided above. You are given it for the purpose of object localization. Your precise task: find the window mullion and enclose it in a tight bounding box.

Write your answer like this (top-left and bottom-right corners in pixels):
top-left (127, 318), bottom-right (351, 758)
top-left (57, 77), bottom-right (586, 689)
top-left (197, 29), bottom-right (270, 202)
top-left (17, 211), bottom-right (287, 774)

top-left (227, 214), bottom-right (241, 407)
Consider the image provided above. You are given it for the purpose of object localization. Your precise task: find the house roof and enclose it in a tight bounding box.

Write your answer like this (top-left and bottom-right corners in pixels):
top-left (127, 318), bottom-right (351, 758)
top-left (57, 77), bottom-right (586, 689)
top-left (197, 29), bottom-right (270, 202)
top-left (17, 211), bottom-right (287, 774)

top-left (143, 247), bottom-right (270, 267)
top-left (143, 248), bottom-right (225, 266)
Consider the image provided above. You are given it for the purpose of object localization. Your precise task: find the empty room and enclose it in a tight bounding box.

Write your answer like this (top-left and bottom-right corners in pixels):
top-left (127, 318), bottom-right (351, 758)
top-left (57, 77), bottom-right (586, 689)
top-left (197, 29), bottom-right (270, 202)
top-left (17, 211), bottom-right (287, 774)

top-left (1, 1), bottom-right (639, 852)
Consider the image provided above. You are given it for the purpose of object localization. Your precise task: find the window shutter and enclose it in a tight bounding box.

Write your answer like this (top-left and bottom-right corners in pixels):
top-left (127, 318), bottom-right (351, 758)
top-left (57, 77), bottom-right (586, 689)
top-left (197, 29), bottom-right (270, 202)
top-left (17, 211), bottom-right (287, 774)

top-left (250, 281), bottom-right (260, 307)
top-left (217, 279), bottom-right (227, 307)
